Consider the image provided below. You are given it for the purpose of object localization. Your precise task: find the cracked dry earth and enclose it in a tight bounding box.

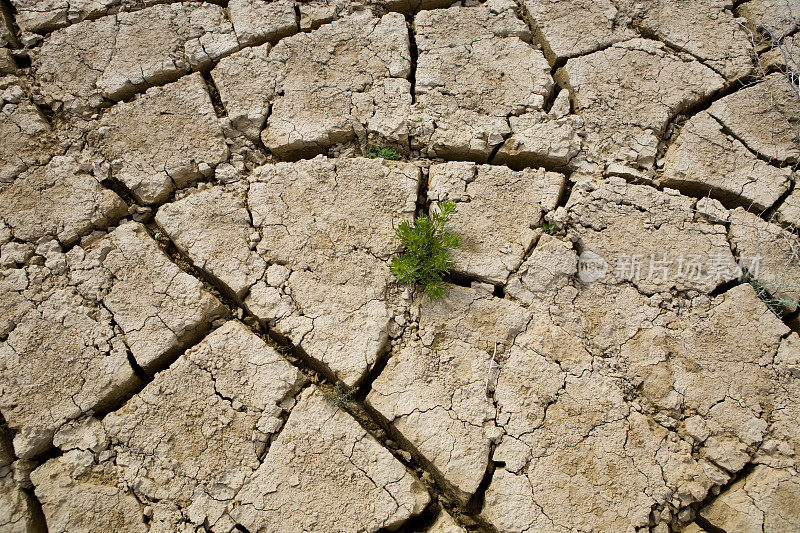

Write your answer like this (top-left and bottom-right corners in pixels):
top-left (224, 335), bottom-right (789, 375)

top-left (2, 0), bottom-right (800, 531)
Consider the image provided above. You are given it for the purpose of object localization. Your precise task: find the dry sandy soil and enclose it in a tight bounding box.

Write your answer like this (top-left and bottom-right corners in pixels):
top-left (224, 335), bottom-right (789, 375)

top-left (1, 0), bottom-right (800, 531)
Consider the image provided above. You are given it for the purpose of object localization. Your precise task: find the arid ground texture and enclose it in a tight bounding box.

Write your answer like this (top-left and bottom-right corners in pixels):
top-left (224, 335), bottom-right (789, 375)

top-left (1, 0), bottom-right (800, 531)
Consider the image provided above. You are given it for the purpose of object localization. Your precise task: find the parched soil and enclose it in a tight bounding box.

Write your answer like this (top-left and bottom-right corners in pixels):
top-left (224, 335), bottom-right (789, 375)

top-left (1, 0), bottom-right (800, 531)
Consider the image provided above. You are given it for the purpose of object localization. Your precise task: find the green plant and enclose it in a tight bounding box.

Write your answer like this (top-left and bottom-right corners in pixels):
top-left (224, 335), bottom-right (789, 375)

top-left (390, 200), bottom-right (461, 300)
top-left (323, 382), bottom-right (353, 409)
top-left (542, 222), bottom-right (556, 235)
top-left (364, 145), bottom-right (402, 160)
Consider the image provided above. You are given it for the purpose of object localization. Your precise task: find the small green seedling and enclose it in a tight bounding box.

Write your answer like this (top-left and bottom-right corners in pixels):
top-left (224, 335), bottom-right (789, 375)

top-left (323, 382), bottom-right (353, 409)
top-left (542, 222), bottom-right (556, 235)
top-left (364, 145), bottom-right (402, 160)
top-left (390, 200), bottom-right (461, 300)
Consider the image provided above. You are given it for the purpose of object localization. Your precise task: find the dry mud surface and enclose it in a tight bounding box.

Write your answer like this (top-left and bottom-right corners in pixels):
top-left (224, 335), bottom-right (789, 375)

top-left (1, 0), bottom-right (800, 531)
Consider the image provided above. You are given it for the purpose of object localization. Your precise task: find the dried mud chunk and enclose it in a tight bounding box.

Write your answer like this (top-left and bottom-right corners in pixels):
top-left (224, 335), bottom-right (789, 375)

top-left (761, 33), bottom-right (799, 72)
top-left (728, 207), bottom-right (800, 312)
top-left (486, 371), bottom-right (722, 531)
top-left (0, 283), bottom-right (139, 458)
top-left (765, 332), bottom-right (800, 467)
top-left (368, 285), bottom-right (530, 504)
top-left (11, 0), bottom-right (157, 32)
top-left (699, 465), bottom-right (800, 532)
top-left (266, 255), bottom-right (394, 386)
top-left (521, 0), bottom-right (635, 62)
top-left (213, 35), bottom-right (410, 148)
top-left (492, 319), bottom-right (585, 438)
top-left (30, 458), bottom-right (147, 533)
top-left (294, 0), bottom-right (452, 30)
top-left (228, 0), bottom-right (296, 46)
top-left (245, 157), bottom-right (418, 385)
top-left (156, 184), bottom-right (266, 300)
top-left (10, 0), bottom-right (71, 32)
top-left (410, 4), bottom-right (552, 161)
top-left (495, 281), bottom-right (790, 526)
top-left (566, 177), bottom-right (739, 294)
top-left (558, 284), bottom-right (663, 358)
top-left (709, 73), bottom-right (800, 165)
top-left (618, 0), bottom-right (754, 81)
top-left (260, 11), bottom-right (411, 158)
top-left (662, 111), bottom-right (792, 211)
top-left (488, 376), bottom-right (655, 531)
top-left (776, 185), bottom-right (800, 230)
top-left (212, 42), bottom-right (275, 140)
top-left (0, 155), bottom-right (127, 246)
top-left (246, 252), bottom-right (395, 387)
top-left (426, 508), bottom-right (466, 532)
top-left (232, 387), bottom-right (429, 532)
top-left (102, 321), bottom-right (306, 528)
top-left (32, 16), bottom-right (116, 114)
top-left (505, 235), bottom-right (579, 312)
top-left (0, 49), bottom-right (15, 74)
top-left (0, 99), bottom-right (55, 184)
top-left (33, 2), bottom-right (240, 113)
top-left (96, 73), bottom-right (228, 204)
top-left (100, 2), bottom-right (238, 99)
top-left (246, 156), bottom-right (419, 276)
top-left (618, 284), bottom-right (787, 447)
top-left (0, 7), bottom-right (15, 46)
top-left (0, 275), bottom-right (33, 339)
top-left (4, 225), bottom-right (219, 458)
top-left (295, 0), bottom-right (345, 30)
top-left (560, 38), bottom-right (724, 168)
top-left (0, 471), bottom-right (39, 532)
top-left (427, 162), bottom-right (565, 284)
top-left (493, 112), bottom-right (583, 169)
top-left (738, 0), bottom-right (800, 32)
top-left (217, 34), bottom-right (412, 148)
top-left (75, 221), bottom-right (227, 370)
